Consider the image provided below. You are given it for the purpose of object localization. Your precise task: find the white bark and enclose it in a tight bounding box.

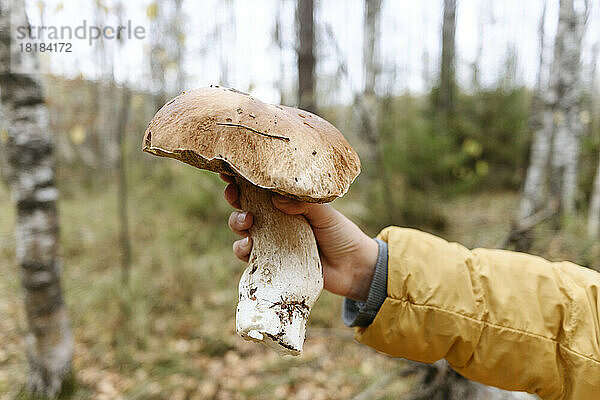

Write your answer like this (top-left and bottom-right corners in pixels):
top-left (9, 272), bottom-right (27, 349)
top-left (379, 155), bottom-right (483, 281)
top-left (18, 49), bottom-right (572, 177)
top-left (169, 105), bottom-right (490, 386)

top-left (589, 157), bottom-right (600, 238)
top-left (520, 111), bottom-right (554, 219)
top-left (586, 43), bottom-right (599, 239)
top-left (534, 1), bottom-right (547, 96)
top-left (274, 0), bottom-right (286, 104)
top-left (519, 1), bottom-right (549, 220)
top-left (549, 0), bottom-right (587, 215)
top-left (520, 0), bottom-right (586, 219)
top-left (235, 179), bottom-right (323, 355)
top-left (0, 102), bottom-right (8, 181)
top-left (0, 0), bottom-right (73, 396)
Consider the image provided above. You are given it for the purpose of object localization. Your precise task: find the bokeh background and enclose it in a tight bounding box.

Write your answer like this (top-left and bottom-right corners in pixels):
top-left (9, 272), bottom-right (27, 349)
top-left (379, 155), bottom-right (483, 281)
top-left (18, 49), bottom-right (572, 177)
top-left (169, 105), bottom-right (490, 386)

top-left (1, 0), bottom-right (599, 399)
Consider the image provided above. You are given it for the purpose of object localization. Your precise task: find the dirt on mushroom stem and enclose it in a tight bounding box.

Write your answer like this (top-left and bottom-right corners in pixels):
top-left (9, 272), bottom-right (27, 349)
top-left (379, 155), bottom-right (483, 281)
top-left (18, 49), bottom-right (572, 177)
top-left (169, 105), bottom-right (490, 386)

top-left (235, 178), bottom-right (323, 355)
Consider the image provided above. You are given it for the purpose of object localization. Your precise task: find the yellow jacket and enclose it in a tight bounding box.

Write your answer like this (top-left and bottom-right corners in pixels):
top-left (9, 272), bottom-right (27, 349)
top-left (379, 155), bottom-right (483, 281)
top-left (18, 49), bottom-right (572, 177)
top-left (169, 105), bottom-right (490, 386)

top-left (355, 227), bottom-right (600, 400)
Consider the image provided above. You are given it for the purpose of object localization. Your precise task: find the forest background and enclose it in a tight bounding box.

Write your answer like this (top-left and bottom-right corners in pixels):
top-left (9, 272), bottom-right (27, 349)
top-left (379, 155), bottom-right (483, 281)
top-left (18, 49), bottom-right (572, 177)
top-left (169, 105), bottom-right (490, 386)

top-left (1, 0), bottom-right (599, 399)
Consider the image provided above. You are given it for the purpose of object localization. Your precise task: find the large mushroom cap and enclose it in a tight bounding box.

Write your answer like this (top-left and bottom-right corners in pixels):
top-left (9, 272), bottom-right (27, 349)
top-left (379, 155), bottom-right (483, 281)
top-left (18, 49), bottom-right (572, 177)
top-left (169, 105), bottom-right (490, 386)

top-left (142, 86), bottom-right (361, 202)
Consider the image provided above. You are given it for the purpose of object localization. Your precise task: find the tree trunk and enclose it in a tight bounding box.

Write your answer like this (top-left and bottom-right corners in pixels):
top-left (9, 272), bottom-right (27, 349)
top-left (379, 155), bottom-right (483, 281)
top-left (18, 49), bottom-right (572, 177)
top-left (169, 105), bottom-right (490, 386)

top-left (93, 81), bottom-right (117, 168)
top-left (533, 0), bottom-right (547, 100)
top-left (296, 0), bottom-right (316, 113)
top-left (149, 1), bottom-right (167, 110)
top-left (92, 3), bottom-right (118, 169)
top-left (0, 1), bottom-right (73, 397)
top-left (115, 89), bottom-right (132, 285)
top-left (471, 1), bottom-right (485, 90)
top-left (437, 0), bottom-right (456, 115)
top-left (361, 0), bottom-right (382, 145)
top-left (588, 43), bottom-right (600, 239)
top-left (548, 0), bottom-right (587, 216)
top-left (357, 1), bottom-right (403, 225)
top-left (520, 0), bottom-right (586, 220)
top-left (363, 0), bottom-right (381, 95)
top-left (519, 1), bottom-right (549, 220)
top-left (0, 102), bottom-right (8, 181)
top-left (274, 0), bottom-right (286, 104)
top-left (217, 0), bottom-right (235, 88)
top-left (590, 157), bottom-right (600, 239)
top-left (173, 0), bottom-right (185, 93)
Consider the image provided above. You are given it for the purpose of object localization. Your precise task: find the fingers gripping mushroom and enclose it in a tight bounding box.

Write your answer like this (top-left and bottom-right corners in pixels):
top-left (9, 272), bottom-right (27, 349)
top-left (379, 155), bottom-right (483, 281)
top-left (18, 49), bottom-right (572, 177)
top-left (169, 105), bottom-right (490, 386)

top-left (142, 86), bottom-right (361, 355)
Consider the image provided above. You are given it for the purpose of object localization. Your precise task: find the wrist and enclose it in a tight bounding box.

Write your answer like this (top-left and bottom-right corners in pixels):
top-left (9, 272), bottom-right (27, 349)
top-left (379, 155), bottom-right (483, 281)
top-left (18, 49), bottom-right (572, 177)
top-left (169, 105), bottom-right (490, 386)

top-left (342, 238), bottom-right (388, 327)
top-left (348, 236), bottom-right (379, 301)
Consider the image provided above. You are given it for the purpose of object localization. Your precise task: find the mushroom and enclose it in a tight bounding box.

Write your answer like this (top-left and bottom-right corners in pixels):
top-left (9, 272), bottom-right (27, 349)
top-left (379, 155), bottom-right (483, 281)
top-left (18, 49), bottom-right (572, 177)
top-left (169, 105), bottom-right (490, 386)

top-left (142, 86), bottom-right (361, 355)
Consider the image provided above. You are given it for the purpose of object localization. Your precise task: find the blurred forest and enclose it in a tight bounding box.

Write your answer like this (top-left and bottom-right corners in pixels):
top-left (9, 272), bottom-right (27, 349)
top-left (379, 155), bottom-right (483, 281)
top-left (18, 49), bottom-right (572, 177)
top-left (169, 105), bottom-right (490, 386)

top-left (1, 0), bottom-right (599, 399)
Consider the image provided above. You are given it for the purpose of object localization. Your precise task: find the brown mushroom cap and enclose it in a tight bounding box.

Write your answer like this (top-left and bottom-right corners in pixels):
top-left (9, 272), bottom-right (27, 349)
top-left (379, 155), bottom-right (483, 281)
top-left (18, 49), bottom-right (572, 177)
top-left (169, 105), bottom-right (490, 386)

top-left (142, 86), bottom-right (361, 202)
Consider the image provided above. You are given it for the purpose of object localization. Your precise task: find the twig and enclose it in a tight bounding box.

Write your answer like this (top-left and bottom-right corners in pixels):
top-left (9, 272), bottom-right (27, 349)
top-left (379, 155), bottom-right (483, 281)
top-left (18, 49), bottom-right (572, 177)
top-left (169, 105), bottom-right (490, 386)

top-left (216, 122), bottom-right (290, 141)
top-left (517, 206), bottom-right (557, 232)
top-left (497, 205), bottom-right (558, 249)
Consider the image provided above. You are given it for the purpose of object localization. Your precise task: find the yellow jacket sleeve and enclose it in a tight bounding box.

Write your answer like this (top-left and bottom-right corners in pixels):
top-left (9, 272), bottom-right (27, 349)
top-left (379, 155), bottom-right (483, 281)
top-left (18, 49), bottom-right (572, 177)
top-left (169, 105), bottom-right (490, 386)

top-left (355, 227), bottom-right (600, 400)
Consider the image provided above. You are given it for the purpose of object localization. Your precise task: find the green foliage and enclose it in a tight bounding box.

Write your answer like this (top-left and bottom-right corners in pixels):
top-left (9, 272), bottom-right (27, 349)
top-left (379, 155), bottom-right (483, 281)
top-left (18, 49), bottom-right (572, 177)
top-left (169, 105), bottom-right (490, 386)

top-left (356, 87), bottom-right (532, 231)
top-left (454, 87), bottom-right (531, 189)
top-left (378, 94), bottom-right (468, 193)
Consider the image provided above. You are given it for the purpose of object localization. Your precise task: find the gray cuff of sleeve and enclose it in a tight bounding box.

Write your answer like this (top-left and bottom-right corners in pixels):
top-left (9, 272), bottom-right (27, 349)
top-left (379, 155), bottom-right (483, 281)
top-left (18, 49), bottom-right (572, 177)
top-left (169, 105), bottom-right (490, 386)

top-left (342, 238), bottom-right (388, 327)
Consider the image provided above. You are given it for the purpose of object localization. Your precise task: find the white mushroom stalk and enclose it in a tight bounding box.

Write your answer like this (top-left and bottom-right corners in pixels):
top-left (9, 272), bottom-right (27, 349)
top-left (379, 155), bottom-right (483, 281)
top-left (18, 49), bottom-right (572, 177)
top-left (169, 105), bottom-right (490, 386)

top-left (235, 179), bottom-right (323, 355)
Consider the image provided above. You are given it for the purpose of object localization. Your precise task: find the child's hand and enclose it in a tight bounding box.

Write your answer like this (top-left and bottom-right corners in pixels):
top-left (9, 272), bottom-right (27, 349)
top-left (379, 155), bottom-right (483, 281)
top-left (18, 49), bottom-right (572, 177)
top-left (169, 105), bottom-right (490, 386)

top-left (221, 174), bottom-right (379, 301)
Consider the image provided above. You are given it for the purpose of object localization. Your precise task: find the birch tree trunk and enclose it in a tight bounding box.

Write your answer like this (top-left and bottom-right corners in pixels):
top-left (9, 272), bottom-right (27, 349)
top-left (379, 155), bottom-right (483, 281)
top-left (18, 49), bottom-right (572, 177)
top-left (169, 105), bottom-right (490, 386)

top-left (273, 0), bottom-right (286, 104)
top-left (173, 0), bottom-right (185, 94)
top-left (0, 0), bottom-right (73, 396)
top-left (363, 0), bottom-right (381, 96)
top-left (588, 44), bottom-right (600, 239)
top-left (0, 100), bottom-right (8, 181)
top-left (520, 0), bottom-right (586, 219)
top-left (296, 0), bottom-right (316, 113)
top-left (519, 1), bottom-right (550, 220)
top-left (548, 0), bottom-right (587, 215)
top-left (437, 0), bottom-right (456, 115)
top-left (590, 158), bottom-right (600, 239)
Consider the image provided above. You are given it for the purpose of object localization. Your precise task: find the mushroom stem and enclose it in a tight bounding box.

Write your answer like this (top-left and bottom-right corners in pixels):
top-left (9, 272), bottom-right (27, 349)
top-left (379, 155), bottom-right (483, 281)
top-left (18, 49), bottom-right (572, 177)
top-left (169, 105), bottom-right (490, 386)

top-left (235, 178), bottom-right (323, 355)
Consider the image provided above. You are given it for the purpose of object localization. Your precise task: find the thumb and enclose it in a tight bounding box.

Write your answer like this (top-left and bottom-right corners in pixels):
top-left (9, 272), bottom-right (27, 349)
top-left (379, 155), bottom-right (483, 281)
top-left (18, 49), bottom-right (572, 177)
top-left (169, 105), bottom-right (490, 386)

top-left (271, 195), bottom-right (336, 229)
top-left (271, 194), bottom-right (309, 215)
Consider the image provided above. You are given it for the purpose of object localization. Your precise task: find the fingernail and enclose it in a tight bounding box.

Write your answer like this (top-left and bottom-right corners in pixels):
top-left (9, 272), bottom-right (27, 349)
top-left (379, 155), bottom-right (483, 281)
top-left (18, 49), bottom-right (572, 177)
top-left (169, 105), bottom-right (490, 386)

top-left (237, 212), bottom-right (247, 224)
top-left (241, 237), bottom-right (250, 248)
